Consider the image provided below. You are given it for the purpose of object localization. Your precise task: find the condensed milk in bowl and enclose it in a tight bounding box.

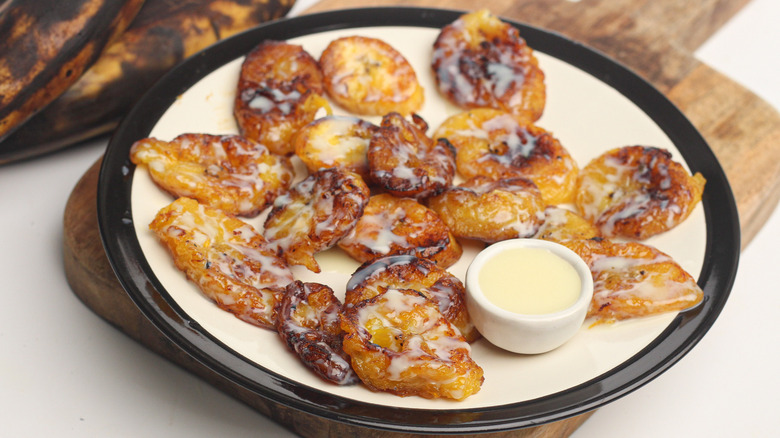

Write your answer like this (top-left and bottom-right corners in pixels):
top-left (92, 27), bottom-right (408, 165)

top-left (465, 238), bottom-right (593, 354)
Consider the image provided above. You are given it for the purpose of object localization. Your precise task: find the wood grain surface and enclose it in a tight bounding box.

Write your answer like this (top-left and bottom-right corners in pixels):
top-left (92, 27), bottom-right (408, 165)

top-left (63, 0), bottom-right (780, 436)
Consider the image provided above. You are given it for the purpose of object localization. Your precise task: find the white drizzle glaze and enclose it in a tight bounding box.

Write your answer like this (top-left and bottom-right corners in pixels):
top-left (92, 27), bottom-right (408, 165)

top-left (343, 205), bottom-right (411, 255)
top-left (263, 170), bottom-right (368, 265)
top-left (580, 151), bottom-right (683, 235)
top-left (589, 250), bottom-right (700, 308)
top-left (131, 134), bottom-right (292, 216)
top-left (306, 116), bottom-right (370, 166)
top-left (432, 11), bottom-right (531, 107)
top-left (457, 179), bottom-right (545, 237)
top-left (247, 87), bottom-right (302, 115)
top-left (356, 289), bottom-right (472, 381)
top-left (162, 200), bottom-right (292, 291)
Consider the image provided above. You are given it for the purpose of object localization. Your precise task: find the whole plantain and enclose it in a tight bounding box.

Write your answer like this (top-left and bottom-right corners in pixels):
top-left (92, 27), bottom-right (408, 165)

top-left (0, 0), bottom-right (295, 164)
top-left (0, 0), bottom-right (146, 145)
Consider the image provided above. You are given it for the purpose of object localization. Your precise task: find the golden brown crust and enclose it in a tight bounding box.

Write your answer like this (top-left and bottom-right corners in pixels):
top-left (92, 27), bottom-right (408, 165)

top-left (345, 255), bottom-right (478, 342)
top-left (263, 167), bottom-right (370, 273)
top-left (275, 281), bottom-right (359, 385)
top-left (293, 115), bottom-right (377, 179)
top-left (431, 9), bottom-right (546, 121)
top-left (575, 146), bottom-right (706, 240)
top-left (427, 176), bottom-right (546, 243)
top-left (435, 108), bottom-right (578, 205)
top-left (234, 40), bottom-right (331, 155)
top-left (534, 206), bottom-right (601, 243)
top-left (368, 113), bottom-right (456, 199)
top-left (149, 197), bottom-right (293, 329)
top-left (319, 35), bottom-right (424, 116)
top-left (561, 238), bottom-right (704, 324)
top-left (338, 194), bottom-right (462, 268)
top-left (130, 133), bottom-right (294, 217)
top-left (340, 288), bottom-right (483, 400)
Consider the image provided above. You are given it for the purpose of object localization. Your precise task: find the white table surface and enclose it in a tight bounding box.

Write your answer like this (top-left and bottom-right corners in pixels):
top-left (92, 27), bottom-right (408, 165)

top-left (1, 0), bottom-right (778, 436)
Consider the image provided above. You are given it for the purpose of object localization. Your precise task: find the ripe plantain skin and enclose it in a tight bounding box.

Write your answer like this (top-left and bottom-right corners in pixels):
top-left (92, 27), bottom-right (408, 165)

top-left (0, 0), bottom-right (295, 164)
top-left (0, 0), bottom-right (146, 146)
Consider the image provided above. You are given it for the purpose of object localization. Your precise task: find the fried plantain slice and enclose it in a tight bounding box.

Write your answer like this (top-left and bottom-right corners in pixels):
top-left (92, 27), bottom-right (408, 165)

top-left (561, 238), bottom-right (704, 324)
top-left (234, 40), bottom-right (331, 156)
top-left (345, 255), bottom-right (478, 342)
top-left (319, 35), bottom-right (424, 116)
top-left (432, 9), bottom-right (546, 121)
top-left (275, 280), bottom-right (359, 385)
top-left (368, 112), bottom-right (456, 199)
top-left (263, 167), bottom-right (370, 273)
top-left (338, 194), bottom-right (462, 268)
top-left (427, 176), bottom-right (545, 243)
top-left (149, 197), bottom-right (293, 329)
top-left (130, 133), bottom-right (294, 217)
top-left (534, 206), bottom-right (601, 243)
top-left (575, 146), bottom-right (706, 240)
top-left (340, 288), bottom-right (484, 400)
top-left (293, 115), bottom-right (378, 179)
top-left (435, 108), bottom-right (578, 205)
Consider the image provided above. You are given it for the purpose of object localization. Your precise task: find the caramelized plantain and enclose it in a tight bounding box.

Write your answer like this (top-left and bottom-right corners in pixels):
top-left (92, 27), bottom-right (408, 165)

top-left (263, 167), bottom-right (370, 273)
top-left (575, 146), bottom-right (706, 240)
top-left (149, 197), bottom-right (293, 329)
top-left (427, 176), bottom-right (546, 243)
top-left (340, 288), bottom-right (484, 400)
top-left (345, 255), bottom-right (478, 342)
top-left (435, 108), bottom-right (578, 205)
top-left (368, 113), bottom-right (455, 199)
top-left (432, 9), bottom-right (546, 121)
top-left (275, 281), bottom-right (359, 385)
top-left (293, 115), bottom-right (377, 179)
top-left (561, 238), bottom-right (704, 324)
top-left (130, 133), bottom-right (293, 217)
top-left (319, 35), bottom-right (424, 116)
top-left (234, 40), bottom-right (331, 156)
top-left (338, 194), bottom-right (462, 268)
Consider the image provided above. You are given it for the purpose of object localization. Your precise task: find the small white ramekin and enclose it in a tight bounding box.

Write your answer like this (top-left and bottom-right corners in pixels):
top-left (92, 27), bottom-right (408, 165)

top-left (465, 238), bottom-right (593, 354)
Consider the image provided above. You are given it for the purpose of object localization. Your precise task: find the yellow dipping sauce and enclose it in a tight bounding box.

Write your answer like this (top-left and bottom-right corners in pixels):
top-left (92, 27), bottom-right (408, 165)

top-left (478, 247), bottom-right (581, 315)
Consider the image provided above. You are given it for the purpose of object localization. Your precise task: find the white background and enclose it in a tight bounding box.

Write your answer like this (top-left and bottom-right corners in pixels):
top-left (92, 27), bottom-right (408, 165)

top-left (1, 0), bottom-right (778, 436)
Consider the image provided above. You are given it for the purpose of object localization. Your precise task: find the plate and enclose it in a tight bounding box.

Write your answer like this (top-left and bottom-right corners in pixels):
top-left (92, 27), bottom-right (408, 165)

top-left (97, 7), bottom-right (740, 433)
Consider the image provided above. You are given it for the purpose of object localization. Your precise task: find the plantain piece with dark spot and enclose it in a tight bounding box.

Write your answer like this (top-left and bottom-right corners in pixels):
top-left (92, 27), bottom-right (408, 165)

top-left (0, 0), bottom-right (296, 164)
top-left (0, 0), bottom-right (146, 151)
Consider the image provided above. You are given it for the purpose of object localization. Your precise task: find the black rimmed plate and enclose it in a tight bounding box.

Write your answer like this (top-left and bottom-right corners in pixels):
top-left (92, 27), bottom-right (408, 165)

top-left (98, 7), bottom-right (739, 434)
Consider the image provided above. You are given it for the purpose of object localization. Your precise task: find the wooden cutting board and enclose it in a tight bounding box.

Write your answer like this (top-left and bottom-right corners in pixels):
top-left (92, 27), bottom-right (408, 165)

top-left (63, 0), bottom-right (780, 437)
